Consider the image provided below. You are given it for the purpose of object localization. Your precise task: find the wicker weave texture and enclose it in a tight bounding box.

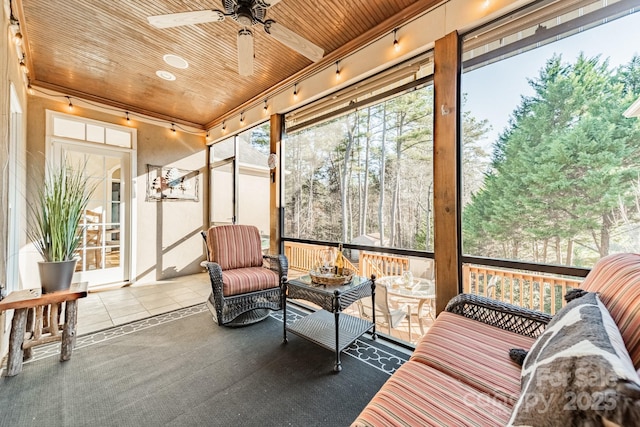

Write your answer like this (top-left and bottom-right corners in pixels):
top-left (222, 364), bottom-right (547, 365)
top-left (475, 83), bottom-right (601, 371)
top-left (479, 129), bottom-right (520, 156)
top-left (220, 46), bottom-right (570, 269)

top-left (445, 293), bottom-right (551, 338)
top-left (206, 253), bottom-right (288, 326)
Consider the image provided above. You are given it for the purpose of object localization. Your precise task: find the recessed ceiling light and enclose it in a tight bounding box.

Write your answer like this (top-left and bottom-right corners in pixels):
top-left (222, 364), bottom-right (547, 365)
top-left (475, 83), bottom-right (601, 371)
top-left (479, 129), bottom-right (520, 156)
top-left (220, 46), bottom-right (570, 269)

top-left (156, 70), bottom-right (176, 81)
top-left (163, 54), bottom-right (189, 69)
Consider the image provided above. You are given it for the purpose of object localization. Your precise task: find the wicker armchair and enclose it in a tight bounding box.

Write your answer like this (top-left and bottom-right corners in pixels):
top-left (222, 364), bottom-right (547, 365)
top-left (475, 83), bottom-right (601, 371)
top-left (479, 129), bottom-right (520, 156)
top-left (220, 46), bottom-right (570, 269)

top-left (204, 224), bottom-right (288, 327)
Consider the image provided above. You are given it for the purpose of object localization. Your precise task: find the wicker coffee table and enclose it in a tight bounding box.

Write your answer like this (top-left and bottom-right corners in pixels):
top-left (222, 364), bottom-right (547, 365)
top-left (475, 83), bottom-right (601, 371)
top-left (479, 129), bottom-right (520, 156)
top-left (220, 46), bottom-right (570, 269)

top-left (283, 274), bottom-right (376, 372)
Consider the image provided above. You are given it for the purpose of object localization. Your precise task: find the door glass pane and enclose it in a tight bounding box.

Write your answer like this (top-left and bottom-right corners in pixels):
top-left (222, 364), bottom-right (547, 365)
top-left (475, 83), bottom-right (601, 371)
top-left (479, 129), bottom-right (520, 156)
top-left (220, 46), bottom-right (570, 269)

top-left (68, 151), bottom-right (122, 277)
top-left (53, 117), bottom-right (85, 140)
top-left (211, 160), bottom-right (234, 225)
top-left (105, 128), bottom-right (131, 148)
top-left (237, 123), bottom-right (270, 249)
top-left (86, 124), bottom-right (105, 143)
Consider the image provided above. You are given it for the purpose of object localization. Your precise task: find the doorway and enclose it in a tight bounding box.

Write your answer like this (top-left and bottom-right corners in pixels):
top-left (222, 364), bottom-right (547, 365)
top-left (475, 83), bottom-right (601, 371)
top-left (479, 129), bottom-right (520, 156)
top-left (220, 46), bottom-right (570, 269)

top-left (47, 111), bottom-right (135, 288)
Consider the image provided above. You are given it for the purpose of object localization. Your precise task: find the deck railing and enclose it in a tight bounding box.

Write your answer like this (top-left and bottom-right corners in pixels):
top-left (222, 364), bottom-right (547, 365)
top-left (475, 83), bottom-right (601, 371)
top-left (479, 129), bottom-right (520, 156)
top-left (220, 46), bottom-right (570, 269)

top-left (284, 242), bottom-right (585, 316)
top-left (462, 264), bottom-right (583, 315)
top-left (283, 242), bottom-right (357, 274)
top-left (359, 252), bottom-right (409, 278)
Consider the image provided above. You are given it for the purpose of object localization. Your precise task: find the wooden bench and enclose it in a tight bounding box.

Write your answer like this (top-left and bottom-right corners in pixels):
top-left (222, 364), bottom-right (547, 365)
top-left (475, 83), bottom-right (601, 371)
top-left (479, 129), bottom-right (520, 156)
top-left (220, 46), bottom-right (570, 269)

top-left (0, 282), bottom-right (88, 376)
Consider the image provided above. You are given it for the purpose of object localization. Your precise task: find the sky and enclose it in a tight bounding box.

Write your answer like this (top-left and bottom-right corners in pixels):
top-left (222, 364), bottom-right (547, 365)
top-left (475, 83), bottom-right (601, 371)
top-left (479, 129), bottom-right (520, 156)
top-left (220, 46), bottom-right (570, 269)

top-left (462, 11), bottom-right (640, 147)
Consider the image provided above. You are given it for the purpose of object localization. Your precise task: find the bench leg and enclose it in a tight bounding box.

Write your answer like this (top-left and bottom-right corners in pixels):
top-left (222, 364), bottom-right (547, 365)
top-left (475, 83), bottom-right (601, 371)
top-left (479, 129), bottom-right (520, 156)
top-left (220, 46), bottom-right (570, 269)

top-left (61, 300), bottom-right (78, 362)
top-left (6, 308), bottom-right (28, 376)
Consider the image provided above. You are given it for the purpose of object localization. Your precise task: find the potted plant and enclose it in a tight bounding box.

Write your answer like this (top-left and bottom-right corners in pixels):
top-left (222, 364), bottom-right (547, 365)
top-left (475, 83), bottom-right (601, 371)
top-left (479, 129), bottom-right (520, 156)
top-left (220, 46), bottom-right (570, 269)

top-left (27, 160), bottom-right (95, 293)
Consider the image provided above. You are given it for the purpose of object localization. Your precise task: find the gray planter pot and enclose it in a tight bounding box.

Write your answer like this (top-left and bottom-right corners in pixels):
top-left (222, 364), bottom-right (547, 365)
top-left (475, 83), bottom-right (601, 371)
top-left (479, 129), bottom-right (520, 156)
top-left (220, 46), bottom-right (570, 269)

top-left (38, 260), bottom-right (78, 294)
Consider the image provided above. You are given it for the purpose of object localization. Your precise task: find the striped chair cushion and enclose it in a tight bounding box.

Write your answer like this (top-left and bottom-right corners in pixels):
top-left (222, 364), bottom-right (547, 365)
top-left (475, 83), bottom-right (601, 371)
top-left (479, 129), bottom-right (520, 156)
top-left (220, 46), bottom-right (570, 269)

top-left (351, 360), bottom-right (512, 427)
top-left (207, 225), bottom-right (264, 270)
top-left (579, 253), bottom-right (640, 369)
top-left (410, 311), bottom-right (535, 405)
top-left (222, 267), bottom-right (279, 296)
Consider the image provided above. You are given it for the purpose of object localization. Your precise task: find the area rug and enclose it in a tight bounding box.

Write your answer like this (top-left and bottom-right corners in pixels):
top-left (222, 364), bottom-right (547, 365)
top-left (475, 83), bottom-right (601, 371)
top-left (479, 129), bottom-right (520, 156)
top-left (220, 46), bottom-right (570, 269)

top-left (0, 304), bottom-right (409, 427)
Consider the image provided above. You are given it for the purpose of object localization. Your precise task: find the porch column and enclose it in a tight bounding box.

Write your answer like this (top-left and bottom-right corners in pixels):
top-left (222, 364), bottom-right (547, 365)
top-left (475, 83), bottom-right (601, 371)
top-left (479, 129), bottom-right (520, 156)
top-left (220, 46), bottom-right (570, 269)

top-left (270, 113), bottom-right (284, 254)
top-left (433, 31), bottom-right (462, 314)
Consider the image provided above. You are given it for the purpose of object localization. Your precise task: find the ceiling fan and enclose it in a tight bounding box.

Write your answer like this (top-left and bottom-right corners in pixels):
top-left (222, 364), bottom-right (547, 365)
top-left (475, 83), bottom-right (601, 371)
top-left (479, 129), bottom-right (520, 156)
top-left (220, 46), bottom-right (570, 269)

top-left (147, 0), bottom-right (325, 76)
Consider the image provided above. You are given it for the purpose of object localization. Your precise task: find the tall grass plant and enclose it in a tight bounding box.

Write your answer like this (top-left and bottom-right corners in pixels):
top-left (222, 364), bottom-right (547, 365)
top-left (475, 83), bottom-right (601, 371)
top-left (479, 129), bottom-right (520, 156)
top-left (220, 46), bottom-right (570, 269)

top-left (28, 160), bottom-right (95, 262)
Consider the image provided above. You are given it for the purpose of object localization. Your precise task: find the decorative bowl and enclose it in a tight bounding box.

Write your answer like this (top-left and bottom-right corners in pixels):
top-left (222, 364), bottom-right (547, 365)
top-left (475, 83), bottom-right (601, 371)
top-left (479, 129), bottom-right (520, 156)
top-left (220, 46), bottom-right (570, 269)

top-left (309, 268), bottom-right (354, 286)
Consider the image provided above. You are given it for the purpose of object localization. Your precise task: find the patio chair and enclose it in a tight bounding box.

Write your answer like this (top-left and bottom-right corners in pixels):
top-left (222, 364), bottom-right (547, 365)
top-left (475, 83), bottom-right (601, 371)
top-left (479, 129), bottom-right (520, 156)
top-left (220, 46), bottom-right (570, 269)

top-left (356, 282), bottom-right (412, 340)
top-left (204, 224), bottom-right (288, 327)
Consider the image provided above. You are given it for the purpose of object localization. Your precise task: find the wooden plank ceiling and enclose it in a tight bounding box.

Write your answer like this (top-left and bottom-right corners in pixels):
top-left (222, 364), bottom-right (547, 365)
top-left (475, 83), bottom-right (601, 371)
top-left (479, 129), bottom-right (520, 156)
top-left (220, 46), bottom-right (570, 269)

top-left (16, 0), bottom-right (426, 128)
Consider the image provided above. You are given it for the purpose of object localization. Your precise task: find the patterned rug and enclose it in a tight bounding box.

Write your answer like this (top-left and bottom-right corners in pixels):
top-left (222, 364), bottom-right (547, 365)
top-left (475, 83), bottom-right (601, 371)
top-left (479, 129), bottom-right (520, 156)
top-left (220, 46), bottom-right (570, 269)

top-left (26, 303), bottom-right (410, 375)
top-left (2, 304), bottom-right (411, 427)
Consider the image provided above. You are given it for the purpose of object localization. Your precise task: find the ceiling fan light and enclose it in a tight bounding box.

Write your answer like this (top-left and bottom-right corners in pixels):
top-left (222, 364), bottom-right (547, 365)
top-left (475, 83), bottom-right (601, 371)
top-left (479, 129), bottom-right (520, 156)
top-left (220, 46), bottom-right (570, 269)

top-left (236, 6), bottom-right (254, 27)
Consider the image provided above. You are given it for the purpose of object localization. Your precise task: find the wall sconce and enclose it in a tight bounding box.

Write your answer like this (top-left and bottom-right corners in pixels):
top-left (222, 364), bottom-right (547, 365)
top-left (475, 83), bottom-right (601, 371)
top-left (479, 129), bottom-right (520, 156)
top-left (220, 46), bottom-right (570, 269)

top-left (240, 111), bottom-right (245, 124)
top-left (222, 120), bottom-right (227, 132)
top-left (263, 99), bottom-right (268, 114)
top-left (393, 28), bottom-right (400, 52)
top-left (293, 83), bottom-right (298, 100)
top-left (66, 96), bottom-right (73, 111)
top-left (267, 153), bottom-right (278, 183)
top-left (335, 61), bottom-right (341, 81)
top-left (19, 58), bottom-right (29, 74)
top-left (13, 31), bottom-right (23, 46)
top-left (171, 123), bottom-right (176, 133)
top-left (125, 112), bottom-right (131, 123)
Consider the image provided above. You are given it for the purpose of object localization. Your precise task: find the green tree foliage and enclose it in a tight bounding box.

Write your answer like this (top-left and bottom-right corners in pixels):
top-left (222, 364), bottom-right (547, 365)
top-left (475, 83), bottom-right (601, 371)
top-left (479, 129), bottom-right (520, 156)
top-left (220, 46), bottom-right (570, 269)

top-left (463, 54), bottom-right (640, 266)
top-left (285, 84), bottom-right (491, 251)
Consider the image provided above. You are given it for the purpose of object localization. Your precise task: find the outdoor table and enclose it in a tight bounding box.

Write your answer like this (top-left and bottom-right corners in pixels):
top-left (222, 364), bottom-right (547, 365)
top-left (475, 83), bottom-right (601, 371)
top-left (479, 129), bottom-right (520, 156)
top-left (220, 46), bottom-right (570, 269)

top-left (0, 282), bottom-right (88, 376)
top-left (283, 274), bottom-right (376, 372)
top-left (377, 276), bottom-right (435, 335)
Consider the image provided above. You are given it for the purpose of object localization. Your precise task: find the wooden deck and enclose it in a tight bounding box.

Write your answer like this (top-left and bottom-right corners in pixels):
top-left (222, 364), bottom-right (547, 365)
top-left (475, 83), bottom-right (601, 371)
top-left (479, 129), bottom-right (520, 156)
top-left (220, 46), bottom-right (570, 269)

top-left (284, 241), bottom-right (585, 345)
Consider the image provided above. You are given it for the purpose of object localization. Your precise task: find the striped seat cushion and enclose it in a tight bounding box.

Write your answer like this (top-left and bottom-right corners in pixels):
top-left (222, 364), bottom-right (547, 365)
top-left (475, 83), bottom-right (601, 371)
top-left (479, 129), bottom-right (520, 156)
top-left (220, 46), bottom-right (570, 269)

top-left (207, 225), bottom-right (264, 270)
top-left (579, 253), bottom-right (640, 369)
top-left (222, 267), bottom-right (279, 296)
top-left (351, 360), bottom-right (512, 427)
top-left (410, 311), bottom-right (535, 405)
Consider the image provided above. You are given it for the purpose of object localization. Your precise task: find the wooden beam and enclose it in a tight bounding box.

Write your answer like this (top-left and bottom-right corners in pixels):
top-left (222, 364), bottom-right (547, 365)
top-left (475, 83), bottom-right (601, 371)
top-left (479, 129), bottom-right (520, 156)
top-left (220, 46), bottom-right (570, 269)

top-left (433, 31), bottom-right (461, 315)
top-left (270, 114), bottom-right (284, 254)
top-left (33, 81), bottom-right (205, 130)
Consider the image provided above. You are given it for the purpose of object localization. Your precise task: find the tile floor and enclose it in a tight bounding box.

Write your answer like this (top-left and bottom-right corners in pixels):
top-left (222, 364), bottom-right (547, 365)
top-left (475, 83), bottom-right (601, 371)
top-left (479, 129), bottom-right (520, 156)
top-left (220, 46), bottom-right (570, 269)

top-left (77, 273), bottom-right (210, 335)
top-left (76, 271), bottom-right (430, 346)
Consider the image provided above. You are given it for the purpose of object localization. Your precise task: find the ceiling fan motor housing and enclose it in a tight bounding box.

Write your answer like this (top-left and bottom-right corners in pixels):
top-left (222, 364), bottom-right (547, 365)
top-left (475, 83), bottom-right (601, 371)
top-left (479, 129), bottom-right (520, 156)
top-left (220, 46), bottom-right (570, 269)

top-left (223, 0), bottom-right (267, 26)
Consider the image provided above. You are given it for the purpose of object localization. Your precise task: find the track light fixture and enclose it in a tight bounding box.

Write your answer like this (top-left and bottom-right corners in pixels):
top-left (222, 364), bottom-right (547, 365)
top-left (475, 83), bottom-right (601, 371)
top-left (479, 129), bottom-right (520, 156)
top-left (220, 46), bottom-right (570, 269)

top-left (335, 61), bottom-right (341, 80)
top-left (393, 28), bottom-right (399, 52)
top-left (66, 96), bottom-right (73, 111)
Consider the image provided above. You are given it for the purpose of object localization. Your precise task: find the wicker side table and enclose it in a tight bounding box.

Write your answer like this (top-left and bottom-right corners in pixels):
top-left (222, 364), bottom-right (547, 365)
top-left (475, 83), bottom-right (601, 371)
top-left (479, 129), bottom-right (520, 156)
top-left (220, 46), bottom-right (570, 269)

top-left (283, 275), bottom-right (376, 372)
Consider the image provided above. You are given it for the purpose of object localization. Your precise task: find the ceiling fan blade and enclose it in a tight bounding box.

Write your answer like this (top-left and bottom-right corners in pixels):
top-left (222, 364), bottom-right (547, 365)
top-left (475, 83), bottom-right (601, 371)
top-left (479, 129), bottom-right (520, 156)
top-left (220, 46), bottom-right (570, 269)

top-left (264, 21), bottom-right (324, 62)
top-left (147, 10), bottom-right (225, 29)
top-left (256, 0), bottom-right (282, 7)
top-left (237, 29), bottom-right (254, 76)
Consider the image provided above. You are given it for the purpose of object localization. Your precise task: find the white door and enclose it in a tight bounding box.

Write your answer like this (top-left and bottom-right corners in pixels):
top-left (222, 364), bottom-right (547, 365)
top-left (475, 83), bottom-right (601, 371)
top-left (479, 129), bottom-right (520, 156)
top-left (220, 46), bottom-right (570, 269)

top-left (52, 141), bottom-right (131, 288)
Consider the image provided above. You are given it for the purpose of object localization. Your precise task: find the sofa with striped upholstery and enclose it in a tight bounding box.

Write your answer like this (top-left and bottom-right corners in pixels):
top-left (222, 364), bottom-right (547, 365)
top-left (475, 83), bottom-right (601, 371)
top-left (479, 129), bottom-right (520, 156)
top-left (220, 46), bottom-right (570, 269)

top-left (352, 253), bottom-right (640, 426)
